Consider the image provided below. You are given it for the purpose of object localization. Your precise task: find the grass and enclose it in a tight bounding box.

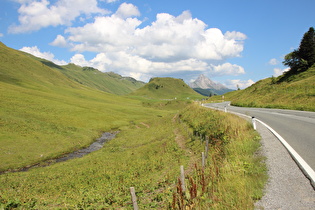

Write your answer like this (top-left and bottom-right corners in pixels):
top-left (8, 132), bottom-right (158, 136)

top-left (0, 42), bottom-right (266, 209)
top-left (56, 64), bottom-right (145, 95)
top-left (0, 80), bottom-right (170, 172)
top-left (1, 104), bottom-right (267, 209)
top-left (173, 104), bottom-right (267, 209)
top-left (217, 66), bottom-right (315, 111)
top-left (0, 115), bottom-right (187, 209)
top-left (131, 77), bottom-right (204, 100)
top-left (0, 43), bottom-right (168, 171)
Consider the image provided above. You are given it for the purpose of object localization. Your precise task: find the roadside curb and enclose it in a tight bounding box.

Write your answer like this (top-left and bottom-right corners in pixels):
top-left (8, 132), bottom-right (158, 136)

top-left (204, 104), bottom-right (315, 189)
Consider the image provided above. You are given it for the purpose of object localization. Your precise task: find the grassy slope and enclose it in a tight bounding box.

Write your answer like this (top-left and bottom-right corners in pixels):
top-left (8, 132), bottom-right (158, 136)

top-left (0, 42), bottom-right (166, 171)
top-left (24, 54), bottom-right (145, 95)
top-left (131, 77), bottom-right (204, 100)
top-left (0, 43), bottom-right (266, 209)
top-left (59, 64), bottom-right (145, 95)
top-left (220, 66), bottom-right (315, 111)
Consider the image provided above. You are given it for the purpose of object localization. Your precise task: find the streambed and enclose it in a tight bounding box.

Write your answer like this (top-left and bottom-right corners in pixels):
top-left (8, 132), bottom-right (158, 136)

top-left (55, 131), bottom-right (118, 162)
top-left (1, 131), bottom-right (119, 174)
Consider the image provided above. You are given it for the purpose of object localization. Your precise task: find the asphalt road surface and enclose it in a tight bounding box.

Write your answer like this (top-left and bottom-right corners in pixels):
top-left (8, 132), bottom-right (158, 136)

top-left (204, 102), bottom-right (315, 171)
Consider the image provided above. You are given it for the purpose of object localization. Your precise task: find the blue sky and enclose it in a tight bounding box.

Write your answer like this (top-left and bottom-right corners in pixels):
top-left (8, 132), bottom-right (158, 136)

top-left (1, 0), bottom-right (314, 89)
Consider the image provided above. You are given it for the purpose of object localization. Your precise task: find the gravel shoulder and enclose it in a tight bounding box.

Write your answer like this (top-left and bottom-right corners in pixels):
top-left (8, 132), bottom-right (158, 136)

top-left (254, 121), bottom-right (315, 209)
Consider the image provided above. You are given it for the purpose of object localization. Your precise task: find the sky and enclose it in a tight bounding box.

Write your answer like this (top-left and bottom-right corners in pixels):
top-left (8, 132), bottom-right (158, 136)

top-left (1, 0), bottom-right (314, 89)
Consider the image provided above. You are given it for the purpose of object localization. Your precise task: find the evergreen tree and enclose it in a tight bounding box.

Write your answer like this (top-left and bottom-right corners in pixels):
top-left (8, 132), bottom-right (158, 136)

top-left (283, 27), bottom-right (315, 72)
top-left (298, 27), bottom-right (315, 69)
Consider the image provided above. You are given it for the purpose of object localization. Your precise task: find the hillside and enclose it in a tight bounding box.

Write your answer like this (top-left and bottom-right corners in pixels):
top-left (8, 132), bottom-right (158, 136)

top-left (59, 64), bottom-right (145, 95)
top-left (222, 66), bottom-right (315, 111)
top-left (0, 42), bottom-right (163, 171)
top-left (0, 42), bottom-right (266, 209)
top-left (131, 77), bottom-right (204, 100)
top-left (189, 74), bottom-right (233, 96)
top-left (22, 53), bottom-right (145, 95)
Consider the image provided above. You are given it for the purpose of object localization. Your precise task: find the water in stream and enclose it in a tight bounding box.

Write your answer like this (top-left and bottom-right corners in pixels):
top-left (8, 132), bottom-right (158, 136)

top-left (1, 131), bottom-right (119, 174)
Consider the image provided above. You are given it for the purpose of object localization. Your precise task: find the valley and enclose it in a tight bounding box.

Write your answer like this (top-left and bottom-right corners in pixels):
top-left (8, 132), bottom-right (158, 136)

top-left (0, 43), bottom-right (266, 208)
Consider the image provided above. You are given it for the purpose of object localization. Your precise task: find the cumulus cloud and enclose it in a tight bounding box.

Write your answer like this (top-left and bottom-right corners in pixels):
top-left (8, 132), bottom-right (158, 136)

top-left (0, 33), bottom-right (3, 37)
top-left (210, 63), bottom-right (245, 76)
top-left (114, 3), bottom-right (140, 19)
top-left (224, 79), bottom-right (255, 90)
top-left (69, 52), bottom-right (210, 81)
top-left (66, 9), bottom-right (246, 61)
top-left (50, 35), bottom-right (67, 47)
top-left (273, 67), bottom-right (289, 77)
top-left (20, 46), bottom-right (67, 65)
top-left (10, 2), bottom-right (245, 81)
top-left (9, 0), bottom-right (109, 33)
top-left (61, 5), bottom-right (247, 80)
top-left (268, 58), bottom-right (278, 65)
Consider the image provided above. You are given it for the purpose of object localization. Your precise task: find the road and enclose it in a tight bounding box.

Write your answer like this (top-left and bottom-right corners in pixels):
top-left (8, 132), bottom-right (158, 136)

top-left (204, 102), bottom-right (315, 172)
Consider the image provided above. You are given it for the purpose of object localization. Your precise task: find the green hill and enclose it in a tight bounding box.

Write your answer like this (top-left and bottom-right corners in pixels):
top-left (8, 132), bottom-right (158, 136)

top-left (0, 42), bottom-right (162, 171)
top-left (59, 64), bottom-right (145, 95)
top-left (22, 53), bottom-right (145, 95)
top-left (131, 77), bottom-right (204, 100)
top-left (0, 42), bottom-right (266, 209)
top-left (221, 66), bottom-right (315, 111)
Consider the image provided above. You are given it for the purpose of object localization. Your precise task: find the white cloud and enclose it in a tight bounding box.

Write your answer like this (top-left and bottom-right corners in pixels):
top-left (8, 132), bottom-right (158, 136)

top-left (210, 63), bottom-right (245, 76)
top-left (114, 3), bottom-right (140, 19)
top-left (65, 8), bottom-right (246, 62)
top-left (20, 46), bottom-right (67, 65)
top-left (9, 0), bottom-right (109, 33)
top-left (69, 52), bottom-right (210, 81)
top-left (0, 33), bottom-right (3, 37)
top-left (50, 35), bottom-right (67, 47)
top-left (224, 79), bottom-right (255, 90)
top-left (224, 31), bottom-right (247, 40)
top-left (62, 5), bottom-right (247, 80)
top-left (268, 58), bottom-right (278, 65)
top-left (273, 67), bottom-right (289, 77)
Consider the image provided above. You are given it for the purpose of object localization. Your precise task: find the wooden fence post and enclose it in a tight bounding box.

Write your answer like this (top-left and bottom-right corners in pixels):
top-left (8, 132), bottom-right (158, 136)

top-left (180, 165), bottom-right (186, 192)
top-left (130, 187), bottom-right (139, 210)
top-left (205, 137), bottom-right (209, 159)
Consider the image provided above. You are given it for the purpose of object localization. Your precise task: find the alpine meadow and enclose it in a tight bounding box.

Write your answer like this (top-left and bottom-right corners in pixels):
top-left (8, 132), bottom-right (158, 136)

top-left (2, 0), bottom-right (315, 208)
top-left (0, 42), bottom-right (267, 209)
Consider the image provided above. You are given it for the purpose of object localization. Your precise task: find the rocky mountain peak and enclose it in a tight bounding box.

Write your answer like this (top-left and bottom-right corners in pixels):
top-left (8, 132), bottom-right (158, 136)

top-left (189, 74), bottom-right (227, 90)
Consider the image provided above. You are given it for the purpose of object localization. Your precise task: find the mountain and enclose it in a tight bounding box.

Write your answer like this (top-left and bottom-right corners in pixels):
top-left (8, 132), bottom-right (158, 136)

top-left (189, 74), bottom-right (233, 96)
top-left (131, 77), bottom-right (203, 99)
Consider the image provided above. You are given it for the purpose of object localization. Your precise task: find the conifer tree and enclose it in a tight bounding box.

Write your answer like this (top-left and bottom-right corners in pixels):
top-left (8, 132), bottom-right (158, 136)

top-left (283, 27), bottom-right (315, 72)
top-left (298, 27), bottom-right (315, 69)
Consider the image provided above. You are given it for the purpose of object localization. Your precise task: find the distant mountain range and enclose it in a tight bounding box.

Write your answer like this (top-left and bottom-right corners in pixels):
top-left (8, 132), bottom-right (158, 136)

top-left (189, 74), bottom-right (233, 96)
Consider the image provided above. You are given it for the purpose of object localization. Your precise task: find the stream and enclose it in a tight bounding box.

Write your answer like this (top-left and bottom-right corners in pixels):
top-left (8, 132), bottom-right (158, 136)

top-left (1, 131), bottom-right (119, 174)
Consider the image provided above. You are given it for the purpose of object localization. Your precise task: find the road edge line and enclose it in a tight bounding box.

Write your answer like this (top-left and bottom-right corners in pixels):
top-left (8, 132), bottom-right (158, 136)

top-left (254, 118), bottom-right (315, 189)
top-left (203, 105), bottom-right (315, 189)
